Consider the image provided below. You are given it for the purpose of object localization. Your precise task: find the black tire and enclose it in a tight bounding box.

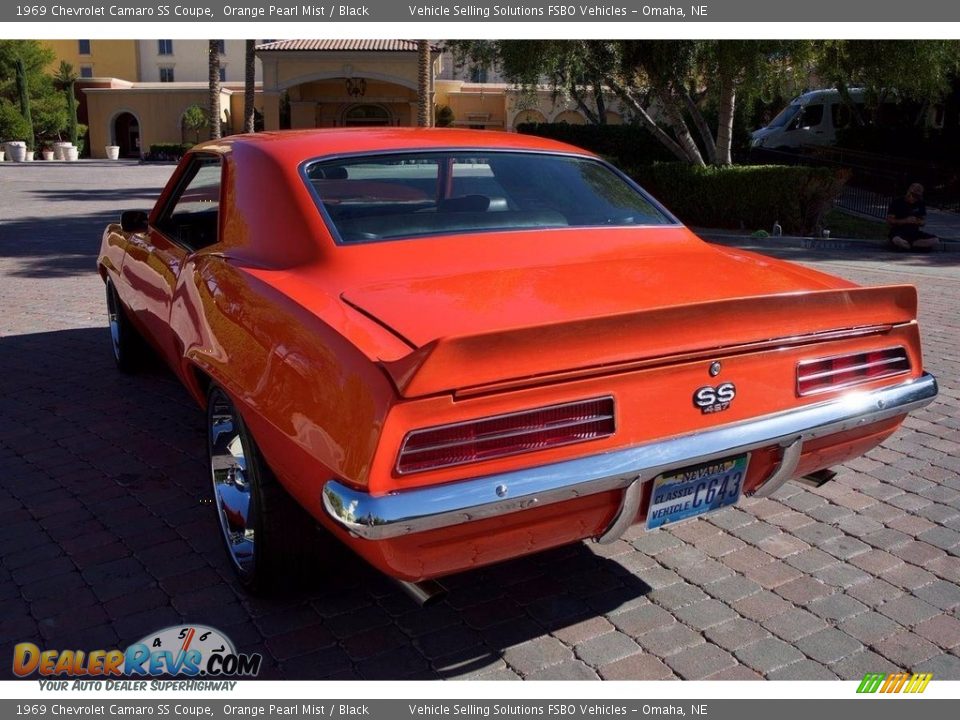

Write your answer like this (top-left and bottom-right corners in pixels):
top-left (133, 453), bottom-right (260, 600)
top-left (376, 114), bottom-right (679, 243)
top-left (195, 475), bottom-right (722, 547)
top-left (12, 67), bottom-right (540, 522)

top-left (105, 278), bottom-right (143, 374)
top-left (206, 385), bottom-right (327, 593)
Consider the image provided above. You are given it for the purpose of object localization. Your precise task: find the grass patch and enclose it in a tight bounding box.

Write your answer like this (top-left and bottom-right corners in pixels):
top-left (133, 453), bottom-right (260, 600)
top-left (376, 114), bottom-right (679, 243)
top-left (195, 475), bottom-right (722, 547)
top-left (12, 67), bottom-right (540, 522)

top-left (823, 208), bottom-right (887, 240)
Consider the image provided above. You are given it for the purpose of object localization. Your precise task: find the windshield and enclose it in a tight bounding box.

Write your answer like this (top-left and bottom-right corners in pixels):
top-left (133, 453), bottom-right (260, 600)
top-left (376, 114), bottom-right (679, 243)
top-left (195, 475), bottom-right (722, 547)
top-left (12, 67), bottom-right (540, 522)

top-left (767, 103), bottom-right (802, 129)
top-left (303, 151), bottom-right (674, 243)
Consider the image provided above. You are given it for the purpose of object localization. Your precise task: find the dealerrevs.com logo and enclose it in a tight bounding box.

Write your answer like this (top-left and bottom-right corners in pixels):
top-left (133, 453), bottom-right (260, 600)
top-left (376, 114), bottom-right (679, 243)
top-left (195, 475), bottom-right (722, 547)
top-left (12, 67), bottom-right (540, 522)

top-left (13, 625), bottom-right (262, 684)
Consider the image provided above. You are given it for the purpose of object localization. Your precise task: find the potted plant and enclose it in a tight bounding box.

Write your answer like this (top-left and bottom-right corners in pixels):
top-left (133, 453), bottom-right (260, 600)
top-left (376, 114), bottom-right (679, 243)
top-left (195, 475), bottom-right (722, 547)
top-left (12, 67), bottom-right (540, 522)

top-left (105, 144), bottom-right (120, 160)
top-left (41, 142), bottom-right (54, 161)
top-left (0, 102), bottom-right (31, 161)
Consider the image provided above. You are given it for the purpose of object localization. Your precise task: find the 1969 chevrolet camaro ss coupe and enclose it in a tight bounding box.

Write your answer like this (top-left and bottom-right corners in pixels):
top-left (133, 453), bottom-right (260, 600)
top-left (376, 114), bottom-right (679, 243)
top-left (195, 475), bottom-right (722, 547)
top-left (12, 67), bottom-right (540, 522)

top-left (98, 128), bottom-right (937, 597)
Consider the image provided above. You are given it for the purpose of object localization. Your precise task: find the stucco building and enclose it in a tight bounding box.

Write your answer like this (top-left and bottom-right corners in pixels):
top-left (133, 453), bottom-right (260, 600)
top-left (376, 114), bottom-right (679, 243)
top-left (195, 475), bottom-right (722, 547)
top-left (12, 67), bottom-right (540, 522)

top-left (39, 40), bottom-right (626, 159)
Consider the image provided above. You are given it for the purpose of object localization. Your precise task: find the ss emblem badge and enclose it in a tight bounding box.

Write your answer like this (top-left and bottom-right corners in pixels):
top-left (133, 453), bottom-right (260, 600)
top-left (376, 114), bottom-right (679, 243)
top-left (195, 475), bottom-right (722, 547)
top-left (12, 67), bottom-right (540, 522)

top-left (693, 382), bottom-right (736, 414)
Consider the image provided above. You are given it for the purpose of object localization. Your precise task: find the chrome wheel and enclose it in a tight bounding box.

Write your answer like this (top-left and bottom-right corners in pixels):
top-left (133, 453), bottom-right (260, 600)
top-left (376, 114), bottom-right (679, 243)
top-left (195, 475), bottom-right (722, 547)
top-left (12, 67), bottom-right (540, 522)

top-left (105, 282), bottom-right (122, 363)
top-left (209, 390), bottom-right (256, 576)
top-left (104, 279), bottom-right (142, 373)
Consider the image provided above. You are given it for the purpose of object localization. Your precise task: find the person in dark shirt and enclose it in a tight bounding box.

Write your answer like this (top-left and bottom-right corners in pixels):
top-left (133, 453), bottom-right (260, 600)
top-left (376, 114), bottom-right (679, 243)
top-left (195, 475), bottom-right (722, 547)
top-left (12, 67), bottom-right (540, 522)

top-left (887, 183), bottom-right (938, 251)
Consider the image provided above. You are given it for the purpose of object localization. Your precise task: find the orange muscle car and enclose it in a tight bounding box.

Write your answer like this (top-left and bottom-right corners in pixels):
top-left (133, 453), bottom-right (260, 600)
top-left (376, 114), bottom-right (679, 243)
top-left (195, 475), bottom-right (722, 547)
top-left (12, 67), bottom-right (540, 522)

top-left (97, 129), bottom-right (938, 597)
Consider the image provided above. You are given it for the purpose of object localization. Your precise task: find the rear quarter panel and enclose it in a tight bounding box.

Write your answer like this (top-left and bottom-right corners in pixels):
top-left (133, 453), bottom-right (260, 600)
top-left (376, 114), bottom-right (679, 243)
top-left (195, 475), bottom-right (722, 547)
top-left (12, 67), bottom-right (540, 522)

top-left (172, 256), bottom-right (398, 527)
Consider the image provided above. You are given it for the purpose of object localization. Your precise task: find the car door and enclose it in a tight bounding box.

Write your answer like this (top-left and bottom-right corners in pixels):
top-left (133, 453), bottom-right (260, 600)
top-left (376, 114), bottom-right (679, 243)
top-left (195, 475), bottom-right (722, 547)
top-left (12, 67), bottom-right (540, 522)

top-left (121, 153), bottom-right (222, 369)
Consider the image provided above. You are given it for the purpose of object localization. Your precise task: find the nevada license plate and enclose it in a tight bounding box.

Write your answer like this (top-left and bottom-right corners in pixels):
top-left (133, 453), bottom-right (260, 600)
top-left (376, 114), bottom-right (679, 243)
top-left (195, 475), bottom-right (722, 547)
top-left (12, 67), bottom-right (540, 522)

top-left (646, 455), bottom-right (749, 530)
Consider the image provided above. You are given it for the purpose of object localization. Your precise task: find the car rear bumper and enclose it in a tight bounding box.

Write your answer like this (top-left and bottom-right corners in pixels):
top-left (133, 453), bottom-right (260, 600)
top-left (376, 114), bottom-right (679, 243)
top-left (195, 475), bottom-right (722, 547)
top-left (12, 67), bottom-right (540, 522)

top-left (321, 372), bottom-right (938, 542)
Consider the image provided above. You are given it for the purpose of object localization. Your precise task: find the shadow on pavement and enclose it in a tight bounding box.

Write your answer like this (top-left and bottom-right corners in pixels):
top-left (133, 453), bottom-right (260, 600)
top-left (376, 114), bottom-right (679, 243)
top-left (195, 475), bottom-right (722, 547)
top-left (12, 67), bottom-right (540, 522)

top-left (0, 211), bottom-right (117, 278)
top-left (27, 187), bottom-right (161, 204)
top-left (0, 327), bottom-right (652, 681)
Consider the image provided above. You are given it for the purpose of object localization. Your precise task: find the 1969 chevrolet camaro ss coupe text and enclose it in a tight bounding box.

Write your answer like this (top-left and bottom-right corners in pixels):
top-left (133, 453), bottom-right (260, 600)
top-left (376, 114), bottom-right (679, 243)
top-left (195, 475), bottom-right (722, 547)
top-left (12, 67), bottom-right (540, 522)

top-left (98, 129), bottom-right (938, 597)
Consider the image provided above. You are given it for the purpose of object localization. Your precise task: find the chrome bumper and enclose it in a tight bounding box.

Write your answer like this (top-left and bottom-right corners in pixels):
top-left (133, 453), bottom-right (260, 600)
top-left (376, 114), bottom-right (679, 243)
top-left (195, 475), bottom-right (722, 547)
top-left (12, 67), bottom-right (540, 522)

top-left (322, 373), bottom-right (938, 542)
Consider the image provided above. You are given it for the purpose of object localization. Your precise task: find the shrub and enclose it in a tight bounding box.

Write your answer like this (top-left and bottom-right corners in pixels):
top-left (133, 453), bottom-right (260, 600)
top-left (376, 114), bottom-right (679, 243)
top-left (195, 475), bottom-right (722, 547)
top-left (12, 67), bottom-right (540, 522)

top-left (624, 163), bottom-right (848, 236)
top-left (0, 99), bottom-right (31, 142)
top-left (516, 122), bottom-right (675, 167)
top-left (146, 143), bottom-right (193, 161)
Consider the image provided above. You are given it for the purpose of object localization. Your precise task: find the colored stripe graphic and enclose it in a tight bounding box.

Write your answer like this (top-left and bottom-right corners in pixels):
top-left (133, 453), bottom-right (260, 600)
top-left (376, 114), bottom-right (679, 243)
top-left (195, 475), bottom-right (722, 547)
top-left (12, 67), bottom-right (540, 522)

top-left (858, 672), bottom-right (932, 694)
top-left (857, 673), bottom-right (886, 693)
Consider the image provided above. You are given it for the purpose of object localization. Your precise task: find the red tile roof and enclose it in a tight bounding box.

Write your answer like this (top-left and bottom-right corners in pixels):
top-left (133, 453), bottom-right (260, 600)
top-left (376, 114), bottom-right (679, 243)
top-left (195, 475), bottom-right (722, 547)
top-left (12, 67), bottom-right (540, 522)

top-left (256, 40), bottom-right (440, 53)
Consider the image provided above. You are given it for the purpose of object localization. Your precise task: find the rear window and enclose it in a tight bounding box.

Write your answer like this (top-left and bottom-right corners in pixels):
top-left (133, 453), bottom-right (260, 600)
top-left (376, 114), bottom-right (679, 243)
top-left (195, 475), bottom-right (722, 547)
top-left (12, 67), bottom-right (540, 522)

top-left (303, 151), bottom-right (674, 243)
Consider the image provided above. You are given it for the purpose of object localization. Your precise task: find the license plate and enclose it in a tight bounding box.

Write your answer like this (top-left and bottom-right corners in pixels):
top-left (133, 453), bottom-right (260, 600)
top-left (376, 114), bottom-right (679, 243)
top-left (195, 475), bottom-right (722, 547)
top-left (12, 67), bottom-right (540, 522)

top-left (646, 455), bottom-right (749, 530)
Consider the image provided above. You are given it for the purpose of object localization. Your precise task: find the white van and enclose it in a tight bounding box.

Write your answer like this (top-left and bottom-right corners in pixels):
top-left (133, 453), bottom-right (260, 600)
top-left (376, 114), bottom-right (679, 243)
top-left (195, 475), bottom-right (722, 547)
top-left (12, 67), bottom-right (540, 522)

top-left (750, 88), bottom-right (867, 151)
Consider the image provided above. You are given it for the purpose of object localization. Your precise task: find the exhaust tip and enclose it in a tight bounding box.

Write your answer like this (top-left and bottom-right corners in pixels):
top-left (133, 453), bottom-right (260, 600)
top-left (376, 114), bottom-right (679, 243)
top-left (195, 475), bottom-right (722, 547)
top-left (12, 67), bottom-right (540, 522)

top-left (395, 579), bottom-right (446, 607)
top-left (795, 468), bottom-right (837, 488)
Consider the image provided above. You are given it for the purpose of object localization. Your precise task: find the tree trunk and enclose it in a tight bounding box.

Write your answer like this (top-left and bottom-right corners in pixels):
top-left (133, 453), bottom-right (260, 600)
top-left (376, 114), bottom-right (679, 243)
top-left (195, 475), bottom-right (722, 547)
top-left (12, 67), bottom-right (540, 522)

top-left (682, 88), bottom-right (717, 165)
top-left (208, 41), bottom-right (222, 140)
top-left (417, 40), bottom-right (431, 127)
top-left (606, 79), bottom-right (690, 162)
top-left (715, 73), bottom-right (736, 166)
top-left (243, 39), bottom-right (256, 133)
top-left (569, 83), bottom-right (600, 125)
top-left (593, 80), bottom-right (607, 125)
top-left (659, 89), bottom-right (706, 166)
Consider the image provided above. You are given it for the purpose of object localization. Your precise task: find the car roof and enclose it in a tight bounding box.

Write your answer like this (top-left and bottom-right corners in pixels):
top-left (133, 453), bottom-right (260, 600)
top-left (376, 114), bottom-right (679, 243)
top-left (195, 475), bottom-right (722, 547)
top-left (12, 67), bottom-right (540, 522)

top-left (191, 127), bottom-right (597, 160)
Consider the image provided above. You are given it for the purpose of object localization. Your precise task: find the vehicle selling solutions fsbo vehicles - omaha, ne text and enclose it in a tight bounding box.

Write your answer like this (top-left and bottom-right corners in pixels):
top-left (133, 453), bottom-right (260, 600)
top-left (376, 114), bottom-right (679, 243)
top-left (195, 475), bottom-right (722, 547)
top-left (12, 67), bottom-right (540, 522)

top-left (97, 128), bottom-right (938, 597)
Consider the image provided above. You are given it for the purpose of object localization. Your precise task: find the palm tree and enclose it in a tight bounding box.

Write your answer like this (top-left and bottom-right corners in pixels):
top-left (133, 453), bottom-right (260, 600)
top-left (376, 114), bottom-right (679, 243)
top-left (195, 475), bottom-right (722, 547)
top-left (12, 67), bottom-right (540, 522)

top-left (417, 40), bottom-right (431, 127)
top-left (208, 40), bottom-right (222, 140)
top-left (243, 39), bottom-right (256, 133)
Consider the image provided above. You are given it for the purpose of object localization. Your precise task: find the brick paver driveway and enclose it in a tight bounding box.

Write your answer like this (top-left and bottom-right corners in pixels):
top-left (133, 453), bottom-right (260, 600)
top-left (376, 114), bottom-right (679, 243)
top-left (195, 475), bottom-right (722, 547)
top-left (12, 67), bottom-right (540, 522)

top-left (2, 162), bottom-right (959, 681)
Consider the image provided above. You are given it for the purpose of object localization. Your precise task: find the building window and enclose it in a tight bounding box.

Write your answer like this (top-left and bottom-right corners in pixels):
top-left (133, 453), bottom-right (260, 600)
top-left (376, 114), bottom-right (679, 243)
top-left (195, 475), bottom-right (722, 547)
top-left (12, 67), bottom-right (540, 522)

top-left (159, 67), bottom-right (175, 83)
top-left (215, 40), bottom-right (226, 55)
top-left (158, 40), bottom-right (173, 55)
top-left (219, 68), bottom-right (226, 82)
top-left (78, 40), bottom-right (91, 55)
top-left (470, 66), bottom-right (488, 83)
top-left (80, 65), bottom-right (93, 79)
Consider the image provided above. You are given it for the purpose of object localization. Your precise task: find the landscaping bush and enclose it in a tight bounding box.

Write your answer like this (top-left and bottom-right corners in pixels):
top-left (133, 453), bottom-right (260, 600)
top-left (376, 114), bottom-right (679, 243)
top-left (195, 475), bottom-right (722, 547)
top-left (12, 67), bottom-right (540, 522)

top-left (145, 143), bottom-right (193, 162)
top-left (516, 122), bottom-right (675, 167)
top-left (623, 162), bottom-right (848, 236)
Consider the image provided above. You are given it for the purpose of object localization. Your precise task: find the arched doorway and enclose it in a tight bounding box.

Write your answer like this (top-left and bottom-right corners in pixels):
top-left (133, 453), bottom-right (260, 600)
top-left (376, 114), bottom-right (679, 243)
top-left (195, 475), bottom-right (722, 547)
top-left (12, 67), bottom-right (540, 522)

top-left (553, 110), bottom-right (586, 125)
top-left (513, 109), bottom-right (548, 128)
top-left (113, 112), bottom-right (141, 158)
top-left (342, 104), bottom-right (391, 127)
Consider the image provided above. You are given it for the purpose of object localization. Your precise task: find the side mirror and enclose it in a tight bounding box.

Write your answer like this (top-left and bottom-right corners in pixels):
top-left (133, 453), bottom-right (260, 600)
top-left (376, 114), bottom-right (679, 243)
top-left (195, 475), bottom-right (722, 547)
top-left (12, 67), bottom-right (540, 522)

top-left (120, 210), bottom-right (148, 233)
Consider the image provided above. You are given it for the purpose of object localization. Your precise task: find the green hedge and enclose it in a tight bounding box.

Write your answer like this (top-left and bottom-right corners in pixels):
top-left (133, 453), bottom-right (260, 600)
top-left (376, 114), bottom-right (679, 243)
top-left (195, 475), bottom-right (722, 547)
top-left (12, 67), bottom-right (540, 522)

top-left (146, 143), bottom-right (193, 161)
top-left (624, 163), bottom-right (848, 236)
top-left (516, 122), bottom-right (675, 166)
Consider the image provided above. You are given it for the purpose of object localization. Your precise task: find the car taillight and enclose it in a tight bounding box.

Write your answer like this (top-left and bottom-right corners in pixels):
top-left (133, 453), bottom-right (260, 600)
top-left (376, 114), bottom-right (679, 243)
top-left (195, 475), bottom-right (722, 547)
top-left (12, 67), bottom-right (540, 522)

top-left (797, 347), bottom-right (910, 396)
top-left (397, 397), bottom-right (616, 474)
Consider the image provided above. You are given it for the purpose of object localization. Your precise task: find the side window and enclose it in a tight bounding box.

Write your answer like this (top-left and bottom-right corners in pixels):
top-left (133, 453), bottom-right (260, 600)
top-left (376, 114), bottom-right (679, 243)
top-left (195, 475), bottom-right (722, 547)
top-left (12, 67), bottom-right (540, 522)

top-left (155, 156), bottom-right (222, 251)
top-left (797, 104), bottom-right (824, 128)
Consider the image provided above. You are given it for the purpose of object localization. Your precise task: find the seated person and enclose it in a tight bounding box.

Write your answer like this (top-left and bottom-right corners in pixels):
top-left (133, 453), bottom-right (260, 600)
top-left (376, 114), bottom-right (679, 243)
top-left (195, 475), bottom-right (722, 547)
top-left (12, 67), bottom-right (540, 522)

top-left (887, 183), bottom-right (938, 251)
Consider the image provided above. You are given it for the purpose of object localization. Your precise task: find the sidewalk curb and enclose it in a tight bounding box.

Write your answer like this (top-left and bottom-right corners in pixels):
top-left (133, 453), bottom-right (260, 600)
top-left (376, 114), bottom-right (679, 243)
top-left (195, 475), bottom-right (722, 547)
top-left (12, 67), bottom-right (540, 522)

top-left (696, 230), bottom-right (960, 254)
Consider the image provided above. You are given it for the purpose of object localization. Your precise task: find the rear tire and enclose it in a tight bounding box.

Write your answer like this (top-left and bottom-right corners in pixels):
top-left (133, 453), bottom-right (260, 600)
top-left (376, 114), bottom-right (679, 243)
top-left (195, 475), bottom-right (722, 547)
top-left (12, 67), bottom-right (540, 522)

top-left (105, 278), bottom-right (143, 374)
top-left (207, 385), bottom-right (326, 593)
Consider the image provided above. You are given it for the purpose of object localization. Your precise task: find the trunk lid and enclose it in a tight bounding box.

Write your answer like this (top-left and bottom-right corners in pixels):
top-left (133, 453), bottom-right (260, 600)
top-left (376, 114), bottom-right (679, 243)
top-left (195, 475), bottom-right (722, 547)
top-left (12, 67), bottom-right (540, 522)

top-left (339, 241), bottom-right (917, 397)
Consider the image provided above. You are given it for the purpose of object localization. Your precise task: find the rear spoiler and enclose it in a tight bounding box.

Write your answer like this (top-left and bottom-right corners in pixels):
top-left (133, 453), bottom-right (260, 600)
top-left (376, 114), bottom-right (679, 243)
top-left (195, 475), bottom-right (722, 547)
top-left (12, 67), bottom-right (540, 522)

top-left (379, 286), bottom-right (918, 398)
